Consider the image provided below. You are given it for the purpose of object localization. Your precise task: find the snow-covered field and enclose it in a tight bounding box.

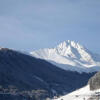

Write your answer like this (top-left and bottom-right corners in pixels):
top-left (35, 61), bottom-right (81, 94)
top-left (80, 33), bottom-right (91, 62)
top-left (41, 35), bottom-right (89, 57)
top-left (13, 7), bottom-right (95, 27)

top-left (54, 85), bottom-right (100, 100)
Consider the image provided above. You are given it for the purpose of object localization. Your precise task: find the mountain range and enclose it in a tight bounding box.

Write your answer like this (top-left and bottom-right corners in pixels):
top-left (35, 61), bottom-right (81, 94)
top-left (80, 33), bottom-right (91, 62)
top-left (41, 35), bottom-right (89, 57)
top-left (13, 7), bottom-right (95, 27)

top-left (0, 47), bottom-right (95, 100)
top-left (0, 40), bottom-right (100, 100)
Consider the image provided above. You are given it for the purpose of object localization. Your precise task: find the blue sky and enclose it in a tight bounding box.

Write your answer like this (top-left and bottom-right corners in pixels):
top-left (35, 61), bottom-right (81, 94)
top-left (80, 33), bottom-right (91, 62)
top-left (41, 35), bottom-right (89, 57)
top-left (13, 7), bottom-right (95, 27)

top-left (0, 0), bottom-right (100, 53)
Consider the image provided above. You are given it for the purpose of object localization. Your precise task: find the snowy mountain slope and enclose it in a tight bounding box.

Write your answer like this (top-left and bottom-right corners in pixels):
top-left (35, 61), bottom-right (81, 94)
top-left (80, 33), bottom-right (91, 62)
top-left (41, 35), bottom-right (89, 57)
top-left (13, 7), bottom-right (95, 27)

top-left (30, 40), bottom-right (100, 73)
top-left (54, 85), bottom-right (100, 100)
top-left (55, 71), bottom-right (100, 100)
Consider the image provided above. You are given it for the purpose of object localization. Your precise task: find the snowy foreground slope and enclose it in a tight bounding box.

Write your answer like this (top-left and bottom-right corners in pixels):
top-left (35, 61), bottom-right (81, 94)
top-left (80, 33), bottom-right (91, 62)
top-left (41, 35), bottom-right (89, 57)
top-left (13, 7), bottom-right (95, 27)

top-left (54, 85), bottom-right (100, 100)
top-left (31, 40), bottom-right (100, 73)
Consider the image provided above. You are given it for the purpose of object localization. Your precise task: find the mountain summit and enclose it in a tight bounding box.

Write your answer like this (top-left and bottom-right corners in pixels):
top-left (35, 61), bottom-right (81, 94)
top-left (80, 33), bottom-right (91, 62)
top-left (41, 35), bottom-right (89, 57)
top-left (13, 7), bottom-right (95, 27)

top-left (56, 40), bottom-right (94, 63)
top-left (30, 40), bottom-right (100, 73)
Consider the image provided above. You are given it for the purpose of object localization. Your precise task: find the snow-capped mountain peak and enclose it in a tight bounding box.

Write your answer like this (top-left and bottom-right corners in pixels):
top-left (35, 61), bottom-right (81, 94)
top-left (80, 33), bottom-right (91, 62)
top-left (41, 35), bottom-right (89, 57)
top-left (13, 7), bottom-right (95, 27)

top-left (55, 40), bottom-right (94, 63)
top-left (56, 40), bottom-right (82, 50)
top-left (30, 40), bottom-right (100, 73)
top-left (56, 40), bottom-right (83, 58)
